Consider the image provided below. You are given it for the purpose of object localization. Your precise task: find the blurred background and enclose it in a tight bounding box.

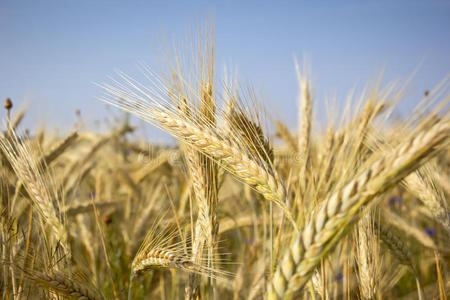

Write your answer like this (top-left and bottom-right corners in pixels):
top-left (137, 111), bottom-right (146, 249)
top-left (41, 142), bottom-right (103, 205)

top-left (1, 0), bottom-right (449, 141)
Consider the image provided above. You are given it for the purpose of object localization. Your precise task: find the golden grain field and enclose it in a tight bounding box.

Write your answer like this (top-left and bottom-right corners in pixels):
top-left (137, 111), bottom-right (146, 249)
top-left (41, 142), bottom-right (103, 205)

top-left (0, 29), bottom-right (449, 300)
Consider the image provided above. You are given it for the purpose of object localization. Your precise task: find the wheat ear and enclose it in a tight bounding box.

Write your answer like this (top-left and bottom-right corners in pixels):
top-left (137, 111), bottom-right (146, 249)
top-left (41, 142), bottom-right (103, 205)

top-left (275, 122), bottom-right (297, 151)
top-left (133, 248), bottom-right (201, 274)
top-left (356, 213), bottom-right (381, 300)
top-left (375, 222), bottom-right (424, 300)
top-left (0, 132), bottom-right (69, 253)
top-left (26, 270), bottom-right (104, 300)
top-left (40, 130), bottom-right (78, 166)
top-left (404, 167), bottom-right (450, 235)
top-left (131, 225), bottom-right (226, 279)
top-left (295, 59), bottom-right (312, 159)
top-left (375, 222), bottom-right (415, 272)
top-left (98, 85), bottom-right (292, 224)
top-left (268, 120), bottom-right (449, 299)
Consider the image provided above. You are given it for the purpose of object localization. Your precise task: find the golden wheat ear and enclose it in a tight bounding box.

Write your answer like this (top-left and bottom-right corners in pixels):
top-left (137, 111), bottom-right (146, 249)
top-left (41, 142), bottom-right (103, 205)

top-left (3, 247), bottom-right (104, 300)
top-left (268, 119), bottom-right (449, 299)
top-left (98, 73), bottom-right (295, 227)
top-left (131, 215), bottom-right (232, 279)
top-left (0, 129), bottom-right (70, 255)
top-left (23, 269), bottom-right (105, 300)
top-left (355, 212), bottom-right (382, 300)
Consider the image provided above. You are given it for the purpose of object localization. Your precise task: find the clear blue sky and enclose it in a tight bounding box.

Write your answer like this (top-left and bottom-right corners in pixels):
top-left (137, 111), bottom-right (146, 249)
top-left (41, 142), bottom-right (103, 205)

top-left (1, 0), bottom-right (449, 140)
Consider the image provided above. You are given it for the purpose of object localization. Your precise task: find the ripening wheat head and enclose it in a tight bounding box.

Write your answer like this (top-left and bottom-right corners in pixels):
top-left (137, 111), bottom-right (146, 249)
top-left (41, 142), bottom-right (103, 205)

top-left (0, 130), bottom-right (70, 254)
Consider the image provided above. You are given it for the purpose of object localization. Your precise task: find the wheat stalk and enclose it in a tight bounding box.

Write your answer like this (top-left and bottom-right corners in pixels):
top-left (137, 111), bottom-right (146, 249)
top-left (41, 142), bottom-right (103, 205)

top-left (165, 35), bottom-right (220, 298)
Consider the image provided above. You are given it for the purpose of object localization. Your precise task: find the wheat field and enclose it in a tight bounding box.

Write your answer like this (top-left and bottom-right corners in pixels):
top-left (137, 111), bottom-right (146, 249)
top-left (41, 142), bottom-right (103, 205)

top-left (1, 29), bottom-right (449, 300)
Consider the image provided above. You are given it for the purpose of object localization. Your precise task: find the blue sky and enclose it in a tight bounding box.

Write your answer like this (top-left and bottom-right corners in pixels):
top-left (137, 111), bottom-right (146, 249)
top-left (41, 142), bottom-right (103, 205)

top-left (1, 1), bottom-right (449, 140)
